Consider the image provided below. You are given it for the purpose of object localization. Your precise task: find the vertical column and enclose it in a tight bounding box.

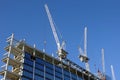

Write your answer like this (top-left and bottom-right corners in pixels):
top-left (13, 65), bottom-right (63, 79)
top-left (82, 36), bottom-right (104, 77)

top-left (82, 71), bottom-right (84, 80)
top-left (21, 39), bottom-right (25, 63)
top-left (43, 53), bottom-right (45, 60)
top-left (4, 34), bottom-right (14, 80)
top-left (61, 62), bottom-right (64, 80)
top-left (68, 62), bottom-right (72, 80)
top-left (44, 65), bottom-right (46, 80)
top-left (43, 51), bottom-right (46, 80)
top-left (32, 44), bottom-right (36, 80)
top-left (52, 56), bottom-right (55, 80)
top-left (76, 67), bottom-right (79, 80)
top-left (19, 41), bottom-right (25, 80)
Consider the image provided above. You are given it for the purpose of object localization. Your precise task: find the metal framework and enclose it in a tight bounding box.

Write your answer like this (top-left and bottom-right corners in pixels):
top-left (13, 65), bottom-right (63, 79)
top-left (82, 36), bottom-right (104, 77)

top-left (0, 34), bottom-right (100, 80)
top-left (45, 4), bottom-right (68, 60)
top-left (111, 65), bottom-right (116, 80)
top-left (0, 34), bottom-right (25, 80)
top-left (79, 27), bottom-right (90, 72)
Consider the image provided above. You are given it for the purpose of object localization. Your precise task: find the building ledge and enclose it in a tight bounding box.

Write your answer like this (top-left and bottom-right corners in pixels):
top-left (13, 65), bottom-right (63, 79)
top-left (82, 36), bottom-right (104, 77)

top-left (2, 57), bottom-right (21, 67)
top-left (0, 70), bottom-right (20, 80)
top-left (5, 46), bottom-right (23, 56)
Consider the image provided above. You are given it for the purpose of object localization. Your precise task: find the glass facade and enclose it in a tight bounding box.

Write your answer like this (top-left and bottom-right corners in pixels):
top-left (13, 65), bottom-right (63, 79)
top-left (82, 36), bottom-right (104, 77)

top-left (22, 52), bottom-right (83, 80)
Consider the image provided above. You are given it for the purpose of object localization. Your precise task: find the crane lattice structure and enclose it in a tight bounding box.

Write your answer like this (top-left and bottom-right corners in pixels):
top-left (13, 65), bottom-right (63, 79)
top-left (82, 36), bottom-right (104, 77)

top-left (45, 4), bottom-right (68, 61)
top-left (78, 27), bottom-right (90, 71)
top-left (111, 65), bottom-right (116, 80)
top-left (100, 48), bottom-right (106, 80)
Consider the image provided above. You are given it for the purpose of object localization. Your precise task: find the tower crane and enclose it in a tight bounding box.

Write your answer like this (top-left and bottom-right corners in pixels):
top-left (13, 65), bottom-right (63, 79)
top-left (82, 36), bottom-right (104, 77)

top-left (78, 27), bottom-right (90, 71)
top-left (44, 4), bottom-right (68, 60)
top-left (111, 65), bottom-right (116, 80)
top-left (101, 48), bottom-right (106, 80)
top-left (102, 48), bottom-right (105, 75)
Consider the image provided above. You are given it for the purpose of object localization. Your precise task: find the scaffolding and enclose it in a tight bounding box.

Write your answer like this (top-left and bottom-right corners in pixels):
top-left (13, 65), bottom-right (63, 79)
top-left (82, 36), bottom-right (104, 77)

top-left (0, 34), bottom-right (24, 80)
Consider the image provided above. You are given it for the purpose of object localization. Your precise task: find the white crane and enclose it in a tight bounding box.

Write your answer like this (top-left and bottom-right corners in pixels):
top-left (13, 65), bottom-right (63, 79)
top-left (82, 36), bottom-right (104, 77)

top-left (78, 27), bottom-right (90, 71)
top-left (44, 4), bottom-right (67, 60)
top-left (102, 48), bottom-right (105, 75)
top-left (101, 48), bottom-right (106, 80)
top-left (111, 65), bottom-right (116, 80)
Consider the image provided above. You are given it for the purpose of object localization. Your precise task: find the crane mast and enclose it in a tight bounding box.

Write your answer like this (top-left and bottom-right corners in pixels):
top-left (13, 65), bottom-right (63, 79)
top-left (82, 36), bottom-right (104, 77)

top-left (100, 48), bottom-right (106, 80)
top-left (45, 4), bottom-right (68, 60)
top-left (102, 48), bottom-right (105, 76)
top-left (84, 27), bottom-right (90, 71)
top-left (111, 65), bottom-right (116, 80)
top-left (79, 27), bottom-right (90, 71)
top-left (84, 27), bottom-right (87, 57)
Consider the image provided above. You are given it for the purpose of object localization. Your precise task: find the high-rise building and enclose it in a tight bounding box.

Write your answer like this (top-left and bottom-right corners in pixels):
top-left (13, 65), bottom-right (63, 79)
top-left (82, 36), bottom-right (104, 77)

top-left (0, 34), bottom-right (100, 80)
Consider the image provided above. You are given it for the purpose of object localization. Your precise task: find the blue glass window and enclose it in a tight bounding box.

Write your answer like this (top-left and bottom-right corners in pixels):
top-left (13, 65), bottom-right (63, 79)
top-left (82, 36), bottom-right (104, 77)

top-left (35, 69), bottom-right (44, 77)
top-left (36, 57), bottom-right (45, 65)
top-left (23, 70), bottom-right (33, 79)
top-left (63, 69), bottom-right (70, 77)
top-left (46, 67), bottom-right (53, 75)
top-left (64, 75), bottom-right (70, 80)
top-left (24, 58), bottom-right (33, 66)
top-left (35, 63), bottom-right (44, 71)
top-left (35, 75), bottom-right (44, 80)
top-left (45, 62), bottom-right (53, 69)
top-left (23, 64), bottom-right (33, 72)
top-left (24, 52), bottom-right (31, 59)
top-left (22, 77), bottom-right (31, 80)
top-left (55, 71), bottom-right (62, 78)
top-left (55, 66), bottom-right (62, 73)
top-left (71, 73), bottom-right (77, 80)
top-left (55, 77), bottom-right (62, 80)
top-left (45, 73), bottom-right (54, 80)
top-left (22, 52), bottom-right (84, 80)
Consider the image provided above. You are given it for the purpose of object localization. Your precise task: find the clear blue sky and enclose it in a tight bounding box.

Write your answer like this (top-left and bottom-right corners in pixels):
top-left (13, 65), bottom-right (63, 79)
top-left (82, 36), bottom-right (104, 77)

top-left (0, 0), bottom-right (120, 79)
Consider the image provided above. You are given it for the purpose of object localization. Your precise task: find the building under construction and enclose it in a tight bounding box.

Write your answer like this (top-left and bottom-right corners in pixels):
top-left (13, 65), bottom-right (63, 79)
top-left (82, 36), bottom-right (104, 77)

top-left (0, 34), bottom-right (100, 80)
top-left (0, 4), bottom-right (102, 80)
